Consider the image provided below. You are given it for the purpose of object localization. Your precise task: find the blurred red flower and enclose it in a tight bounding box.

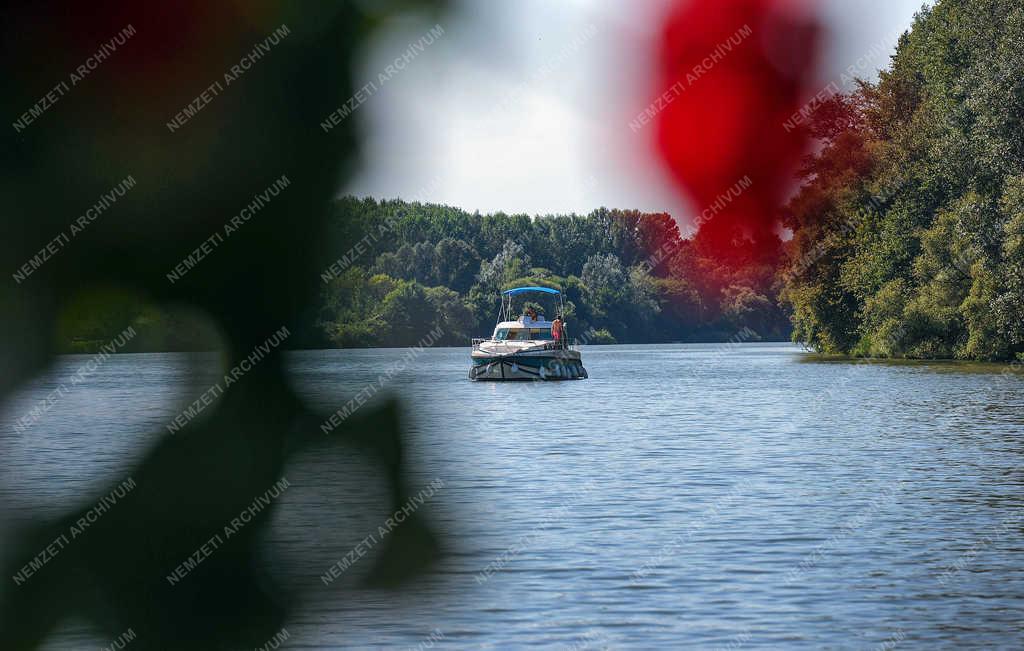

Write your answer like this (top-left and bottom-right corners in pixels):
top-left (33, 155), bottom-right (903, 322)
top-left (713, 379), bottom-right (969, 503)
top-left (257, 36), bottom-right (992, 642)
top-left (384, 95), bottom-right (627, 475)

top-left (655, 0), bottom-right (821, 265)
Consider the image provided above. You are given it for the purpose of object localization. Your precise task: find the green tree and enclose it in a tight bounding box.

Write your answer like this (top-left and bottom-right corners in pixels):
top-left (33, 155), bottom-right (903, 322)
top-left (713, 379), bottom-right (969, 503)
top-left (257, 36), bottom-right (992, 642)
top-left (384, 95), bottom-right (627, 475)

top-left (782, 0), bottom-right (1024, 361)
top-left (433, 238), bottom-right (480, 293)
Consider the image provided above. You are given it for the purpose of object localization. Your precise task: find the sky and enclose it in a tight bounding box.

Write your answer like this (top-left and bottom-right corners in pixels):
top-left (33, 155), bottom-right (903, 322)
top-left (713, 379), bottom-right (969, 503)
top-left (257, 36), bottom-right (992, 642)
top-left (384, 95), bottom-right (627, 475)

top-left (343, 0), bottom-right (929, 232)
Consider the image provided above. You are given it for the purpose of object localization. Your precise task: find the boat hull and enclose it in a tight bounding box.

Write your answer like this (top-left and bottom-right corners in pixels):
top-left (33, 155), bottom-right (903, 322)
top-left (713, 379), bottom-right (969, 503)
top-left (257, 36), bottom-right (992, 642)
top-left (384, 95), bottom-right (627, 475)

top-left (469, 350), bottom-right (588, 381)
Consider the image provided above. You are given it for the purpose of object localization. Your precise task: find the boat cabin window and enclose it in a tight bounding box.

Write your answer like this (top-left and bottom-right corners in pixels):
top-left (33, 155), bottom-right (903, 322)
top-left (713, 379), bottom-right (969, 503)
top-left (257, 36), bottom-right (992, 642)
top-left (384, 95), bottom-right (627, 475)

top-left (496, 328), bottom-right (552, 341)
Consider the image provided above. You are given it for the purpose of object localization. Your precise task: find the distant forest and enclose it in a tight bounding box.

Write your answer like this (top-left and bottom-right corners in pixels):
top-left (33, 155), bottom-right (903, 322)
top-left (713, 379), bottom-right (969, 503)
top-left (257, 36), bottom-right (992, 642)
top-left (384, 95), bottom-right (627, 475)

top-left (314, 196), bottom-right (790, 347)
top-left (57, 196), bottom-right (791, 353)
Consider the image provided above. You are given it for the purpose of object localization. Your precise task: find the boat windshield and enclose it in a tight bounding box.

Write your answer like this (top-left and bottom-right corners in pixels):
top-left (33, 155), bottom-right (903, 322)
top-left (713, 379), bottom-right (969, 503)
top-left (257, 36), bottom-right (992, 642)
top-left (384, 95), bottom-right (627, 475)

top-left (496, 328), bottom-right (552, 341)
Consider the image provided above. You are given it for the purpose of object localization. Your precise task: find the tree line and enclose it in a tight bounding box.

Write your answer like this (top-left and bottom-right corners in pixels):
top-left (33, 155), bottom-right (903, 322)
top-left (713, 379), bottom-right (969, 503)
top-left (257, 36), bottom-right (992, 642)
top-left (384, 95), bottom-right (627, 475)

top-left (781, 0), bottom-right (1024, 361)
top-left (315, 197), bottom-right (790, 347)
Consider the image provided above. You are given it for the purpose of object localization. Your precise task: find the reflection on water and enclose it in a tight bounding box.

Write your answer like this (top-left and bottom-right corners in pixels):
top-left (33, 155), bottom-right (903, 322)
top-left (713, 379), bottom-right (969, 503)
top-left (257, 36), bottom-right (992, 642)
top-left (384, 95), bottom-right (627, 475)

top-left (2, 344), bottom-right (1023, 649)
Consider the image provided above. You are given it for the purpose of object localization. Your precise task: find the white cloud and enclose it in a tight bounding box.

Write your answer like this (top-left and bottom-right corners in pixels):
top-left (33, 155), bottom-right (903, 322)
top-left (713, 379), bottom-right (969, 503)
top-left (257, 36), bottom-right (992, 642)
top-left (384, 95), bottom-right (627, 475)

top-left (343, 0), bottom-right (926, 229)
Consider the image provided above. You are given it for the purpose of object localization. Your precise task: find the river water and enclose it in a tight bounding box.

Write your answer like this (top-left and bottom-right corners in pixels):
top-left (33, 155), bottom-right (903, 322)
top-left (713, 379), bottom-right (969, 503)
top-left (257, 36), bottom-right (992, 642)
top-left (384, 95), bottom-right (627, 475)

top-left (2, 343), bottom-right (1022, 649)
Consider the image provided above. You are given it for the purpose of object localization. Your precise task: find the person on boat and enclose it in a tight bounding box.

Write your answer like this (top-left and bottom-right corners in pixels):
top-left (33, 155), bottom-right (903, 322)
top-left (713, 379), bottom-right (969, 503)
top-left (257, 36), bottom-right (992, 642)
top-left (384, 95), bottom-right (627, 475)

top-left (526, 307), bottom-right (538, 322)
top-left (551, 315), bottom-right (563, 346)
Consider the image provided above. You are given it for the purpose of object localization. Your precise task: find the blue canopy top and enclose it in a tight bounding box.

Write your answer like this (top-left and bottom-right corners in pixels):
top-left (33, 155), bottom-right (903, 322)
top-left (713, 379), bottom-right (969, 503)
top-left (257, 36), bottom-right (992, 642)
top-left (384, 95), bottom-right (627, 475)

top-left (502, 286), bottom-right (560, 296)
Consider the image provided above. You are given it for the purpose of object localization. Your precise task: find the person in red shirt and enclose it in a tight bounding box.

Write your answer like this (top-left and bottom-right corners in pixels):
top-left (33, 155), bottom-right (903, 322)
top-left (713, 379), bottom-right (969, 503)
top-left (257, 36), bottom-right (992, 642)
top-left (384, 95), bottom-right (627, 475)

top-left (551, 315), bottom-right (563, 347)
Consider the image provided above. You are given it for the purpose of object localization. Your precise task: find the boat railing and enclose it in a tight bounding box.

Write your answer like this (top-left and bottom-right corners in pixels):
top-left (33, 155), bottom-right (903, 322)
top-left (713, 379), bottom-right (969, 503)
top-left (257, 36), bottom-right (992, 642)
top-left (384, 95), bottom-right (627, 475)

top-left (471, 338), bottom-right (573, 351)
top-left (539, 340), bottom-right (572, 351)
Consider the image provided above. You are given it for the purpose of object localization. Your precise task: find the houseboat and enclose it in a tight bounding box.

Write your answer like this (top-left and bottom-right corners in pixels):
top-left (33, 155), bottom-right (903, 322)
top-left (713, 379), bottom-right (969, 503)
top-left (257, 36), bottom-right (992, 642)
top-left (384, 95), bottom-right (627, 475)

top-left (469, 286), bottom-right (588, 381)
